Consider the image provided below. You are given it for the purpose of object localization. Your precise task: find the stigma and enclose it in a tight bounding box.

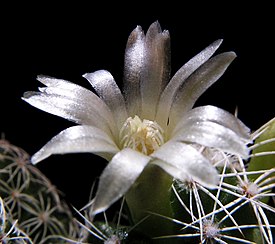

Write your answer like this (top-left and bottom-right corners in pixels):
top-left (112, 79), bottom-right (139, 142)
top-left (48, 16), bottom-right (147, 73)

top-left (120, 115), bottom-right (164, 155)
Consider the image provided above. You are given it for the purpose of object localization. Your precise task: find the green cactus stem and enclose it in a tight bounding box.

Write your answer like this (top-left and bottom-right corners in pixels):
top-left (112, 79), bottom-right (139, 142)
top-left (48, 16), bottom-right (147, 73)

top-left (125, 164), bottom-right (177, 239)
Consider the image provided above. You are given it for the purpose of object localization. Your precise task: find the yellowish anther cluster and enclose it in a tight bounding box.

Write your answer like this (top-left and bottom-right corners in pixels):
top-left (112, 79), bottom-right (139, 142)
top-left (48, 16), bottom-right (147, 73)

top-left (120, 115), bottom-right (164, 155)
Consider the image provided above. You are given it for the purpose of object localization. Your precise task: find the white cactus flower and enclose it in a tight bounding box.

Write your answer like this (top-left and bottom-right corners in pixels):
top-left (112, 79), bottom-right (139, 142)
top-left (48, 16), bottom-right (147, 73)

top-left (23, 21), bottom-right (251, 215)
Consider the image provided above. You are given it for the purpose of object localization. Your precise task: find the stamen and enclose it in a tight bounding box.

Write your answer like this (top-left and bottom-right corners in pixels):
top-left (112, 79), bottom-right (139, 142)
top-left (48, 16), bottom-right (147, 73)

top-left (120, 115), bottom-right (164, 155)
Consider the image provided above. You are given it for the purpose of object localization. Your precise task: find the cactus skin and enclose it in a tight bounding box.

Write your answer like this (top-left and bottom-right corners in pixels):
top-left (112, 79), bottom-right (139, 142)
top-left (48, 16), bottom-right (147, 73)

top-left (0, 139), bottom-right (79, 243)
top-left (248, 118), bottom-right (275, 177)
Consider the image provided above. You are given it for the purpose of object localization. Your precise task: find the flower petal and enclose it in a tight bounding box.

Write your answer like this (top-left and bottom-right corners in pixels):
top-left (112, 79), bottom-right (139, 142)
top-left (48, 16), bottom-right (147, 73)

top-left (31, 125), bottom-right (119, 164)
top-left (169, 51), bottom-right (237, 129)
top-left (23, 75), bottom-right (116, 137)
top-left (152, 141), bottom-right (219, 187)
top-left (155, 39), bottom-right (223, 128)
top-left (83, 70), bottom-right (128, 130)
top-left (173, 105), bottom-right (251, 140)
top-left (140, 21), bottom-right (171, 120)
top-left (151, 159), bottom-right (188, 182)
top-left (173, 120), bottom-right (250, 158)
top-left (123, 25), bottom-right (145, 117)
top-left (91, 148), bottom-right (151, 215)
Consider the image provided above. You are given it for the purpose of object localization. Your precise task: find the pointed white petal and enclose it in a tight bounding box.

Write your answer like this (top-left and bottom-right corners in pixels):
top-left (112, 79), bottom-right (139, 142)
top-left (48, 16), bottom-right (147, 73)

top-left (23, 91), bottom-right (115, 138)
top-left (92, 148), bottom-right (151, 215)
top-left (174, 105), bottom-right (251, 140)
top-left (152, 141), bottom-right (219, 187)
top-left (169, 52), bottom-right (237, 129)
top-left (123, 25), bottom-right (145, 117)
top-left (173, 120), bottom-right (250, 158)
top-left (151, 159), bottom-right (189, 181)
top-left (83, 70), bottom-right (128, 129)
top-left (23, 75), bottom-right (116, 137)
top-left (155, 39), bottom-right (223, 128)
top-left (140, 21), bottom-right (171, 120)
top-left (36, 75), bottom-right (82, 88)
top-left (31, 125), bottom-right (119, 164)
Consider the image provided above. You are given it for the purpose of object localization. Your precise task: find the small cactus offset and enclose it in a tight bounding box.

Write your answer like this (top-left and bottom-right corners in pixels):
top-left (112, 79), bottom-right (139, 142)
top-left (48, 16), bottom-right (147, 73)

top-left (1, 21), bottom-right (275, 243)
top-left (0, 140), bottom-right (79, 243)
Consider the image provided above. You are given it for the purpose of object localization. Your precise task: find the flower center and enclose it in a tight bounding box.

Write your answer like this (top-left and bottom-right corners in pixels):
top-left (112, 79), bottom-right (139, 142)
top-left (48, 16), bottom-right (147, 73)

top-left (120, 115), bottom-right (164, 155)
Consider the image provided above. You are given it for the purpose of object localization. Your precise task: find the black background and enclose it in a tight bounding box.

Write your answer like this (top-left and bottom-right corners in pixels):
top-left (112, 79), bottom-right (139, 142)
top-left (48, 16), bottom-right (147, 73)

top-left (1, 3), bottom-right (274, 209)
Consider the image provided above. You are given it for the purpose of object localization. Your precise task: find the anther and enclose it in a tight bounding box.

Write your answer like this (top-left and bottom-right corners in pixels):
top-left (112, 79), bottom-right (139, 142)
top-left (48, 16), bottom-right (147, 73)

top-left (120, 115), bottom-right (164, 155)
